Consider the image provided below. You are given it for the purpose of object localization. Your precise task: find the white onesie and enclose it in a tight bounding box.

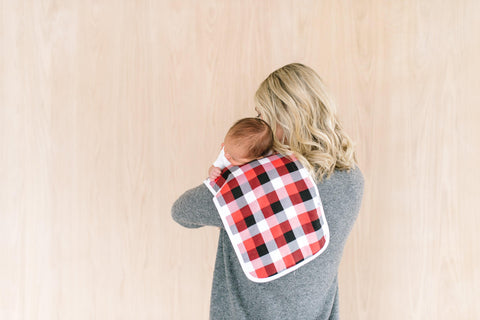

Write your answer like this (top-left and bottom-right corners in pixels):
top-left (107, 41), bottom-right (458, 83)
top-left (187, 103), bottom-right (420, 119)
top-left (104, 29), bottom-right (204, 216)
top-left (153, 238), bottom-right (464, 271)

top-left (213, 146), bottom-right (232, 169)
top-left (213, 146), bottom-right (275, 169)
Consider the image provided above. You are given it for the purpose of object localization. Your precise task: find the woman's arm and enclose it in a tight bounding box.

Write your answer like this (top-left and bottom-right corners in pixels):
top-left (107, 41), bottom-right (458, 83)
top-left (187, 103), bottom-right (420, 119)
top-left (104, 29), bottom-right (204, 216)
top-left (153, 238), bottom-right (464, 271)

top-left (171, 183), bottom-right (223, 228)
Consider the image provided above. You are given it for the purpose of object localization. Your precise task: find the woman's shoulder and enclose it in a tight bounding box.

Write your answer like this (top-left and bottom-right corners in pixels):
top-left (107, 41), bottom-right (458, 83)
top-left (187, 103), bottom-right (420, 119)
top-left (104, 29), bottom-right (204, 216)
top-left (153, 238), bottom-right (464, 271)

top-left (333, 164), bottom-right (364, 188)
top-left (316, 164), bottom-right (365, 200)
top-left (319, 163), bottom-right (363, 183)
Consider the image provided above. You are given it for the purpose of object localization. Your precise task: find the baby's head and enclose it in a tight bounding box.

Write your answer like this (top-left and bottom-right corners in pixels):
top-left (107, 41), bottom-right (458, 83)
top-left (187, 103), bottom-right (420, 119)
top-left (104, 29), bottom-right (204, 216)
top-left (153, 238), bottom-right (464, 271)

top-left (223, 117), bottom-right (274, 166)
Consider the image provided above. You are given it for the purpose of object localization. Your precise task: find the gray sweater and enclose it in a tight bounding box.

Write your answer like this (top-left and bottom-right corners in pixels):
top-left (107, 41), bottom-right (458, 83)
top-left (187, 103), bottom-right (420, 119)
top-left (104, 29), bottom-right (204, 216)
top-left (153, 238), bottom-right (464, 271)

top-left (171, 165), bottom-right (364, 320)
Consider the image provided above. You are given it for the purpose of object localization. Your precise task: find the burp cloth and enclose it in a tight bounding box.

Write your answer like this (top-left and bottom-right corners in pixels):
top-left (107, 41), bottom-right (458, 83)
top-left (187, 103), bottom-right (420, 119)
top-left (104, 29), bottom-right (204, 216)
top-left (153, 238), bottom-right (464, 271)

top-left (204, 153), bottom-right (329, 283)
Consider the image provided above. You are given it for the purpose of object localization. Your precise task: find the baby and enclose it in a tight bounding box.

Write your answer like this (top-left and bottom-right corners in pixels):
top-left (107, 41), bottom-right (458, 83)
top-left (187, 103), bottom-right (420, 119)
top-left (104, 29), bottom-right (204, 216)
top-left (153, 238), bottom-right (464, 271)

top-left (208, 117), bottom-right (274, 181)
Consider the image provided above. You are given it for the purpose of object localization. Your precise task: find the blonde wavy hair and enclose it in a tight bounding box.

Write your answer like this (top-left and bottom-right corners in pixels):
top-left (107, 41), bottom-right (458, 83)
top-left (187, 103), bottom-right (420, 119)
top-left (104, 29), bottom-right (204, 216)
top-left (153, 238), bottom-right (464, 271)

top-left (254, 63), bottom-right (359, 183)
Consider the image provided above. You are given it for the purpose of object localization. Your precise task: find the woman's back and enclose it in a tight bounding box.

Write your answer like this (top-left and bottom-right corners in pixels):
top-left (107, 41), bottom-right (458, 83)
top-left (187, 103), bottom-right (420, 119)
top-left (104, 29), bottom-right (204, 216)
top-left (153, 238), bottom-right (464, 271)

top-left (173, 62), bottom-right (364, 319)
top-left (172, 165), bottom-right (364, 319)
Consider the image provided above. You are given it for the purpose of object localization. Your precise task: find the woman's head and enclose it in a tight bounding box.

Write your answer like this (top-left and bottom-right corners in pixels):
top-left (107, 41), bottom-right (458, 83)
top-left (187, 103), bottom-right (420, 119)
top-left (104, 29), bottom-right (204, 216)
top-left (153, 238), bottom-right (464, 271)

top-left (254, 63), bottom-right (358, 182)
top-left (223, 117), bottom-right (274, 166)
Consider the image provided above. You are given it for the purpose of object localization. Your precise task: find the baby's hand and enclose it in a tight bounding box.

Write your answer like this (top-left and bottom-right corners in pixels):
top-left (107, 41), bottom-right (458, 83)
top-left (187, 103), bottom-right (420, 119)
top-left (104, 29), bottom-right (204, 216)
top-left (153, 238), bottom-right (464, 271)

top-left (209, 165), bottom-right (222, 181)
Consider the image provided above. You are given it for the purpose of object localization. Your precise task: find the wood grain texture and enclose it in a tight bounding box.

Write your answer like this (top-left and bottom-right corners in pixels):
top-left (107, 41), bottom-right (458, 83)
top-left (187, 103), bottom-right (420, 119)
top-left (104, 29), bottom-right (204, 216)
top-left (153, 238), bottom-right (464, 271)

top-left (1, 0), bottom-right (479, 319)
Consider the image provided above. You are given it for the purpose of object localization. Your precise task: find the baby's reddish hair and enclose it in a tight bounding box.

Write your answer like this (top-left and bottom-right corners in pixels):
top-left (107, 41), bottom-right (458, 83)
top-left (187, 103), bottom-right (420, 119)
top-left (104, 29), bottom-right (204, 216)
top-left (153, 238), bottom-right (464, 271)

top-left (226, 118), bottom-right (274, 159)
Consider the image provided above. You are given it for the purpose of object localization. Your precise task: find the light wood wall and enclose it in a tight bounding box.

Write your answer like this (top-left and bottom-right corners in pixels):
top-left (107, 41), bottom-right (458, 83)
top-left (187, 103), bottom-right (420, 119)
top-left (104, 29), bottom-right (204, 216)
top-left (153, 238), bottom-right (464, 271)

top-left (1, 1), bottom-right (479, 319)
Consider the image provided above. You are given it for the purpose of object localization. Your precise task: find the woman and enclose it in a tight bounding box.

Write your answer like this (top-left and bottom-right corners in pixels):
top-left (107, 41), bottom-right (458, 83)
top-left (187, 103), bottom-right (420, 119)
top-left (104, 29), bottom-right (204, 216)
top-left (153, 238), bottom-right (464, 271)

top-left (171, 63), bottom-right (364, 319)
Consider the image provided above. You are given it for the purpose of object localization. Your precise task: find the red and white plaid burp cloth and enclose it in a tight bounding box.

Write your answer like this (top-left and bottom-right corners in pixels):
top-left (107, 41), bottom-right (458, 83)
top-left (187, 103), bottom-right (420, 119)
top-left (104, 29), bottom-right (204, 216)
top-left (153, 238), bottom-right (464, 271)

top-left (203, 152), bottom-right (329, 283)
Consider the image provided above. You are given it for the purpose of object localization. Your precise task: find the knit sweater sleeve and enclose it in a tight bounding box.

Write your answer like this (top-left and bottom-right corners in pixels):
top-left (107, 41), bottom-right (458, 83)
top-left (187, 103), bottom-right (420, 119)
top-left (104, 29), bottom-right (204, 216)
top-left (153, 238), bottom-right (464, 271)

top-left (171, 183), bottom-right (223, 228)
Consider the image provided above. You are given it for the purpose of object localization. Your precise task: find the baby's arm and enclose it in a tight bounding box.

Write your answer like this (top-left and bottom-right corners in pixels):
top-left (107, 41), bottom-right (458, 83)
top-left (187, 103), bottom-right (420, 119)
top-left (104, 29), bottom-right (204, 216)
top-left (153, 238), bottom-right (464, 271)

top-left (208, 144), bottom-right (231, 181)
top-left (208, 165), bottom-right (222, 181)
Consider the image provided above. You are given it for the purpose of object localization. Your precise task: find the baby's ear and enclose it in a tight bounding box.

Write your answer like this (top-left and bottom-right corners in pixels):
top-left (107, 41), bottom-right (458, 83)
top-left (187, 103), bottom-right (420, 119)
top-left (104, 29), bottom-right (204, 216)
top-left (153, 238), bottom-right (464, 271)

top-left (221, 142), bottom-right (224, 148)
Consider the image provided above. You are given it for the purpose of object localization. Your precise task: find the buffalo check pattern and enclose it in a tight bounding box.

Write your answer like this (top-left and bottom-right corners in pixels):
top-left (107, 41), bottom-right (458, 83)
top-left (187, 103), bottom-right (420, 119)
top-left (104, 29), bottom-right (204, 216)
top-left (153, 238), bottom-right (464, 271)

top-left (204, 153), bottom-right (329, 283)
